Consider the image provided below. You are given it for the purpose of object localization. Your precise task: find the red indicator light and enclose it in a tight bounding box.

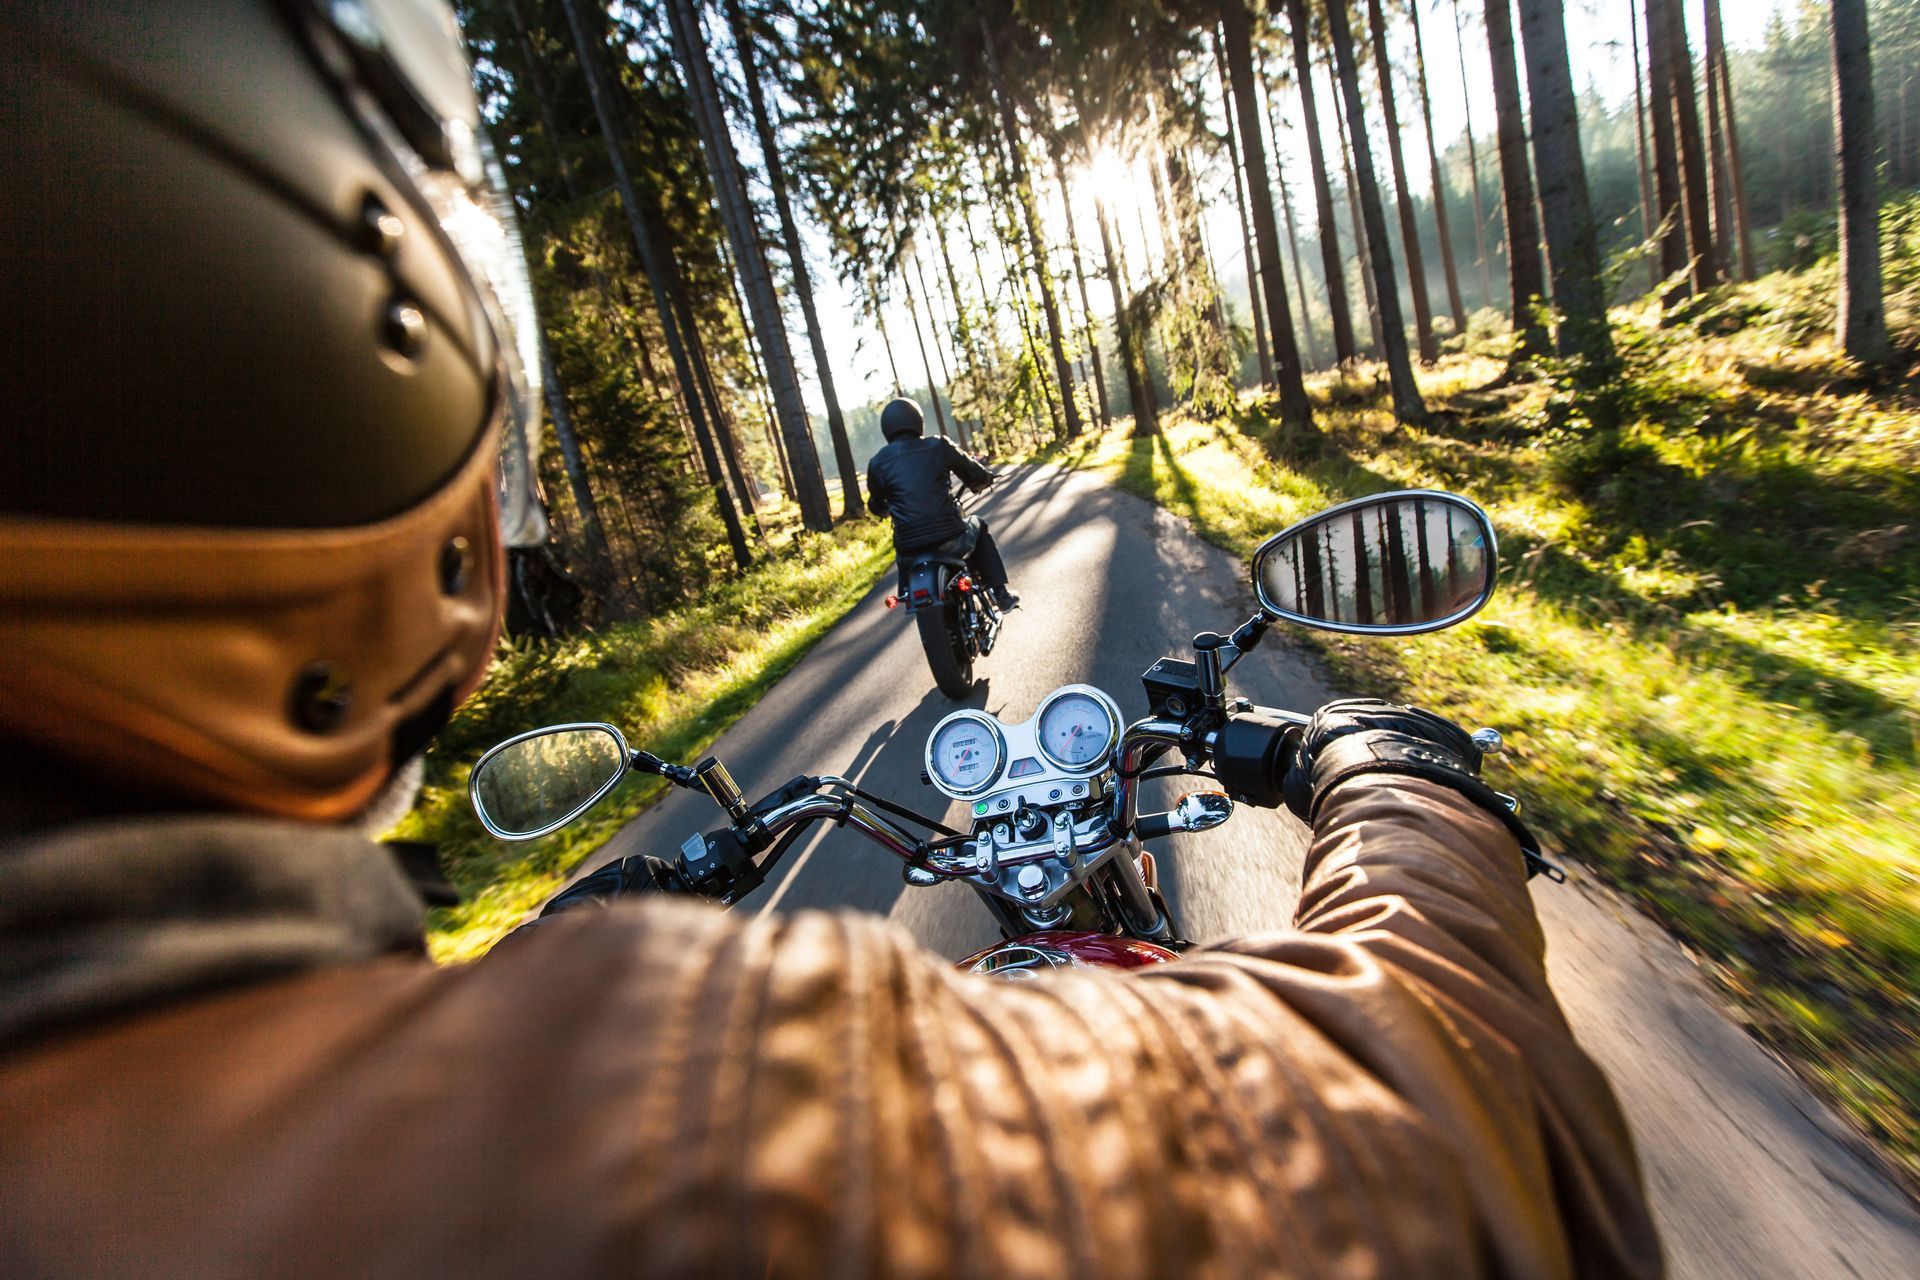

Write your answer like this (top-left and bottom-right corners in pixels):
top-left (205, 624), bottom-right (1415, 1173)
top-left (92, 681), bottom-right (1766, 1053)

top-left (954, 575), bottom-right (973, 592)
top-left (884, 594), bottom-right (899, 609)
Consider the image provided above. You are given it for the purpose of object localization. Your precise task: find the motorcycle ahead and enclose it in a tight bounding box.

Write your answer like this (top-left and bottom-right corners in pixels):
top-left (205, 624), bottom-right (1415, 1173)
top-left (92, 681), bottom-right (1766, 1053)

top-left (471, 490), bottom-right (1536, 976)
top-left (883, 479), bottom-right (1000, 698)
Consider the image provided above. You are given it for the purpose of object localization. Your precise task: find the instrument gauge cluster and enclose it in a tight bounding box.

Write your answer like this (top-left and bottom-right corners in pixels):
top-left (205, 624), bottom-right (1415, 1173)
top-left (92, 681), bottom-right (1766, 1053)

top-left (926, 714), bottom-right (1003, 797)
top-left (923, 685), bottom-right (1123, 803)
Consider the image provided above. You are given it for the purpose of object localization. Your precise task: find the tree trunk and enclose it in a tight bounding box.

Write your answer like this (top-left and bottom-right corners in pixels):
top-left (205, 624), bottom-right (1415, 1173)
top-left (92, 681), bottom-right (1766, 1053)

top-left (1409, 0), bottom-right (1469, 335)
top-left (1642, 0), bottom-right (1689, 304)
top-left (660, 0), bottom-right (831, 531)
top-left (1326, 0), bottom-right (1428, 421)
top-left (1700, 4), bottom-right (1733, 280)
top-left (1257, 45), bottom-right (1322, 371)
top-left (1514, 0), bottom-right (1617, 379)
top-left (901, 262), bottom-right (951, 438)
top-left (677, 276), bottom-right (763, 527)
top-left (1831, 0), bottom-right (1892, 365)
top-left (1367, 0), bottom-right (1439, 363)
top-left (1286, 0), bottom-right (1359, 365)
top-left (1484, 0), bottom-right (1550, 357)
top-left (722, 0), bottom-right (862, 521)
top-left (1050, 144), bottom-right (1115, 427)
top-left (1629, 0), bottom-right (1659, 293)
top-left (935, 212), bottom-right (998, 437)
top-left (716, 234), bottom-right (789, 507)
top-left (1216, 27), bottom-right (1274, 383)
top-left (991, 178), bottom-right (1064, 441)
top-left (1220, 0), bottom-right (1315, 430)
top-left (913, 242), bottom-right (968, 447)
top-left (870, 279), bottom-right (903, 391)
top-left (556, 0), bottom-right (750, 570)
top-left (979, 14), bottom-right (1084, 439)
top-left (1328, 49), bottom-right (1387, 358)
top-left (1096, 191), bottom-right (1156, 435)
top-left (539, 346), bottom-right (618, 598)
top-left (1705, 0), bottom-right (1756, 281)
top-left (1450, 0), bottom-right (1495, 311)
top-left (1649, 0), bottom-right (1718, 292)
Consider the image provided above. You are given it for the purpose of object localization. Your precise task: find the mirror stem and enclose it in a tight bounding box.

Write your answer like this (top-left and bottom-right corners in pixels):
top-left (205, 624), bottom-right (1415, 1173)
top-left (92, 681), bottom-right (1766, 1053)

top-left (633, 750), bottom-right (697, 788)
top-left (1221, 614), bottom-right (1270, 675)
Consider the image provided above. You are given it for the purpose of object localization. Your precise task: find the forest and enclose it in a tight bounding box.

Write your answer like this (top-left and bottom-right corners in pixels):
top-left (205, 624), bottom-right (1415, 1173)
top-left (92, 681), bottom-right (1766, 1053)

top-left (397, 0), bottom-right (1920, 1190)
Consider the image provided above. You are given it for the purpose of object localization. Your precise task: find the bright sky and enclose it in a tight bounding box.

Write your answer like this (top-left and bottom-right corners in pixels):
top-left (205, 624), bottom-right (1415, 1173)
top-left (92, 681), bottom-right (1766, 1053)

top-left (789, 0), bottom-right (1800, 418)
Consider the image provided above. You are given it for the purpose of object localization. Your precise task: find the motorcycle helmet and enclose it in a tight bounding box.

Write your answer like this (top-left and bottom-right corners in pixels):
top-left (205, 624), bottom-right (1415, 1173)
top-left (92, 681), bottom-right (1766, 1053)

top-left (0, 0), bottom-right (546, 821)
top-left (880, 397), bottom-right (926, 441)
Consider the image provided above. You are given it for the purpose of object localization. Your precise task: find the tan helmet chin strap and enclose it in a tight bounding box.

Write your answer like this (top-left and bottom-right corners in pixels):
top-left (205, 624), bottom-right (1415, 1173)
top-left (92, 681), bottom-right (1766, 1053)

top-left (0, 427), bottom-right (506, 823)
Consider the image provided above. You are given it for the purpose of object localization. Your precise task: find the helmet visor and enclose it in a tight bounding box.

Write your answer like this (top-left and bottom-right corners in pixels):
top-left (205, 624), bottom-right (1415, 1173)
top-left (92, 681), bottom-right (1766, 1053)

top-left (304, 0), bottom-right (549, 548)
top-left (418, 143), bottom-right (548, 548)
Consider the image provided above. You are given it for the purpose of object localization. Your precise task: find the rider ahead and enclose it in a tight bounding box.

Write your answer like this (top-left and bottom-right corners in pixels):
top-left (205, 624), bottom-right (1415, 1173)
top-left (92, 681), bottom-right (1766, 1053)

top-left (865, 397), bottom-right (1020, 611)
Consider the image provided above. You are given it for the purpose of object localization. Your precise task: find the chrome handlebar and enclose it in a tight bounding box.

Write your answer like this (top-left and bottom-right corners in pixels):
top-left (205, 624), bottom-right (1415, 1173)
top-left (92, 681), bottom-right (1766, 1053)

top-left (700, 705), bottom-right (1311, 888)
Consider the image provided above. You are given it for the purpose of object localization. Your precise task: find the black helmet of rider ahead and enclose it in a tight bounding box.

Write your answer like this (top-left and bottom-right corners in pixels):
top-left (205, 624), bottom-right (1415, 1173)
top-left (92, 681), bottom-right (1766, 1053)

top-left (0, 0), bottom-right (547, 821)
top-left (880, 397), bottom-right (926, 441)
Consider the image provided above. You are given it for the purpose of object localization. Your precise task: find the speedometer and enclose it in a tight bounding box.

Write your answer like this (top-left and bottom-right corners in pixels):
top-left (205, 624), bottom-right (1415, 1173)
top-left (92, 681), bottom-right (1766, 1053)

top-left (926, 713), bottom-right (1004, 796)
top-left (1037, 688), bottom-right (1118, 770)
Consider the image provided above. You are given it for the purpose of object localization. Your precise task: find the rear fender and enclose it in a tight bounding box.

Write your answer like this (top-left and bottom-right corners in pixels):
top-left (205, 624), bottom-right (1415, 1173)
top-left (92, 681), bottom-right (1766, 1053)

top-left (905, 562), bottom-right (948, 612)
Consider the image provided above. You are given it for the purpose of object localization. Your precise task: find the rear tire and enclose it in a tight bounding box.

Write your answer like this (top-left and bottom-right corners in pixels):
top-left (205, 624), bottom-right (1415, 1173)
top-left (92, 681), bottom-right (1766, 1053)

top-left (916, 600), bottom-right (975, 697)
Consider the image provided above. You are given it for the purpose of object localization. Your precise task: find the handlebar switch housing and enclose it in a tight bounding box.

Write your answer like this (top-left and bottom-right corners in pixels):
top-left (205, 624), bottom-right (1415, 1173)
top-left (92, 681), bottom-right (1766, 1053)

top-left (1212, 711), bottom-right (1298, 809)
top-left (680, 827), bottom-right (763, 901)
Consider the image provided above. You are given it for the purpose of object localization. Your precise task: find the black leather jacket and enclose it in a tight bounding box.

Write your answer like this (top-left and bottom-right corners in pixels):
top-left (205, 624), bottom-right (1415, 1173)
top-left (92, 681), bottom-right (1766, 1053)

top-left (865, 436), bottom-right (993, 551)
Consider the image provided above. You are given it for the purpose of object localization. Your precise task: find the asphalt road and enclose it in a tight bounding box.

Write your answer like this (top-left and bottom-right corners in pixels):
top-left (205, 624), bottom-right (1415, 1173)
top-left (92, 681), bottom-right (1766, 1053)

top-left (587, 464), bottom-right (1920, 1278)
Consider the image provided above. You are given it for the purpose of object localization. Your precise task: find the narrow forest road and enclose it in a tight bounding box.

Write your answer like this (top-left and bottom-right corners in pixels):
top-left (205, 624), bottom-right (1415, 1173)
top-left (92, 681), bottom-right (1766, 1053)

top-left (588, 464), bottom-right (1920, 1278)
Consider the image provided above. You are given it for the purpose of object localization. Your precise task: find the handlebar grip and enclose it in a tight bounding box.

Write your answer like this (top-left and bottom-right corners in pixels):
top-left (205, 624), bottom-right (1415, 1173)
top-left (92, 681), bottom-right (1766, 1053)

top-left (1136, 812), bottom-right (1174, 841)
top-left (1212, 711), bottom-right (1299, 809)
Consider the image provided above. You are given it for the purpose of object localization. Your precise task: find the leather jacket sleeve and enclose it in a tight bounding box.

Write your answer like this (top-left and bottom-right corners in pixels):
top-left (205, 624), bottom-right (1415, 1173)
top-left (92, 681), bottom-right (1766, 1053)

top-left (0, 775), bottom-right (1660, 1279)
top-left (941, 439), bottom-right (994, 492)
top-left (866, 455), bottom-right (891, 518)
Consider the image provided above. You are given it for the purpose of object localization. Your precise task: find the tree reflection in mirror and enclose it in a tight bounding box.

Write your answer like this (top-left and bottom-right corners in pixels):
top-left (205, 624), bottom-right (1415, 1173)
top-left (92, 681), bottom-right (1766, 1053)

top-left (471, 726), bottom-right (628, 838)
top-left (1257, 494), bottom-right (1494, 631)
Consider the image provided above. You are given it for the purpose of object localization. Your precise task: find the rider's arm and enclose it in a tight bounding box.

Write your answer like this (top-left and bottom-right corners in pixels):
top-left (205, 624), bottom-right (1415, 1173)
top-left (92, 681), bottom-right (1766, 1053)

top-left (940, 439), bottom-right (994, 492)
top-left (0, 782), bottom-right (1659, 1277)
top-left (1188, 774), bottom-right (1662, 1277)
top-left (865, 457), bottom-right (890, 517)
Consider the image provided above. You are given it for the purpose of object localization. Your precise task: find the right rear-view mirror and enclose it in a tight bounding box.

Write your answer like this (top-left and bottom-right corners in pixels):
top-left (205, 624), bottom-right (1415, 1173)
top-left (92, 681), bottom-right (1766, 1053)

top-left (1252, 491), bottom-right (1497, 635)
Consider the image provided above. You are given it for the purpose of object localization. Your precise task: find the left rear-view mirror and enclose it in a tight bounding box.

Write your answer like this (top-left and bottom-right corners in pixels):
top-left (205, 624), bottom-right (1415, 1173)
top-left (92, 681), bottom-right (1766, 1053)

top-left (470, 723), bottom-right (631, 840)
top-left (1252, 491), bottom-right (1497, 634)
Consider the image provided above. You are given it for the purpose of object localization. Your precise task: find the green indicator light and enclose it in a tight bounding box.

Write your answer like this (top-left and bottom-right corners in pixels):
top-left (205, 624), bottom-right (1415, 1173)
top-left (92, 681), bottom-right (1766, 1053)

top-left (974, 801), bottom-right (988, 815)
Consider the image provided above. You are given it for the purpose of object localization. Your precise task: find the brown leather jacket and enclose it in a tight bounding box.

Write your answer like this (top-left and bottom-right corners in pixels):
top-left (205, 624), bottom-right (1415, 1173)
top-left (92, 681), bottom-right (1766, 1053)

top-left (0, 776), bottom-right (1661, 1278)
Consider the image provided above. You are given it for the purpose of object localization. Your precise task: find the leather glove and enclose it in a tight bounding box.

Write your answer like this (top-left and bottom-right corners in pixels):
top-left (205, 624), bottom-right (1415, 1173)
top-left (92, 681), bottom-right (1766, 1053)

top-left (490, 856), bottom-right (690, 952)
top-left (539, 854), bottom-right (689, 919)
top-left (1282, 698), bottom-right (1557, 880)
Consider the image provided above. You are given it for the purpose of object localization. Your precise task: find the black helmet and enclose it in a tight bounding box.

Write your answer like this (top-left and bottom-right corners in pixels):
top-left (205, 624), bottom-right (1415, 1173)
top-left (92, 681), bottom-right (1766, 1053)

top-left (880, 397), bottom-right (925, 441)
top-left (0, 0), bottom-right (545, 820)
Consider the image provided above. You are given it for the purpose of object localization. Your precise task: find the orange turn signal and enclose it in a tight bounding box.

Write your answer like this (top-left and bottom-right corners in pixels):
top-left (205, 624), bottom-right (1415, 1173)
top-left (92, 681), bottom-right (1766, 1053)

top-left (884, 593), bottom-right (900, 609)
top-left (953, 575), bottom-right (973, 592)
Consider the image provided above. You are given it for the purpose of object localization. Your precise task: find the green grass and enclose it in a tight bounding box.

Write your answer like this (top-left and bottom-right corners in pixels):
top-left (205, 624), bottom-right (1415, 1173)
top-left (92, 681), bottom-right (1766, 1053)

top-left (1049, 267), bottom-right (1920, 1180)
top-left (392, 516), bottom-right (893, 963)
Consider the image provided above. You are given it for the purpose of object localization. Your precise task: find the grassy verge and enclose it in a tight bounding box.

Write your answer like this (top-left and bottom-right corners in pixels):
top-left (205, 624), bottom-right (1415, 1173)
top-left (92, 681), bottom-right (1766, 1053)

top-left (392, 516), bottom-right (893, 963)
top-left (1050, 265), bottom-right (1919, 1179)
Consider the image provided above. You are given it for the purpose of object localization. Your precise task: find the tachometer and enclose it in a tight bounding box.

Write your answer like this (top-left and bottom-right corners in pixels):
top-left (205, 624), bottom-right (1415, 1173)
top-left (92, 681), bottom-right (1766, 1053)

top-left (926, 713), bottom-right (1004, 796)
top-left (1037, 688), bottom-right (1118, 770)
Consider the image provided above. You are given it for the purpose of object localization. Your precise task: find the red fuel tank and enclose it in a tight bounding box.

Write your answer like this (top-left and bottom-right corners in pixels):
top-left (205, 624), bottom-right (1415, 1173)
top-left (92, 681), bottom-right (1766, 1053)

top-left (957, 930), bottom-right (1180, 978)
